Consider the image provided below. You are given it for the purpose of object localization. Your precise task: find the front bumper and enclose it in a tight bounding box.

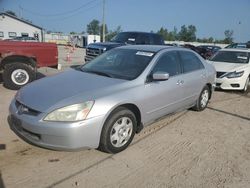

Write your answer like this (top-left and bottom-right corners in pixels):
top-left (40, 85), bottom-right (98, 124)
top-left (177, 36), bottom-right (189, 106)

top-left (8, 100), bottom-right (105, 151)
top-left (215, 76), bottom-right (246, 90)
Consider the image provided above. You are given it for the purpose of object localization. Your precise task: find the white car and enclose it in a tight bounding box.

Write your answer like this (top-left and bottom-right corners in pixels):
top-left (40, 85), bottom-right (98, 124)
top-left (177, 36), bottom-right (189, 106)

top-left (209, 48), bottom-right (250, 92)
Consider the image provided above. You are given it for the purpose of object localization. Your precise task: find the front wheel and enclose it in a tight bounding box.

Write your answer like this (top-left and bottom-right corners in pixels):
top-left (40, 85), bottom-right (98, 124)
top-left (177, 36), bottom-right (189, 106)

top-left (99, 107), bottom-right (137, 153)
top-left (3, 63), bottom-right (35, 90)
top-left (192, 85), bottom-right (210, 111)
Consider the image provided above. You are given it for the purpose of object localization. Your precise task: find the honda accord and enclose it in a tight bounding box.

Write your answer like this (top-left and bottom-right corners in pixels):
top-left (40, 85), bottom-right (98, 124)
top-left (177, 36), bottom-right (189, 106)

top-left (8, 45), bottom-right (216, 153)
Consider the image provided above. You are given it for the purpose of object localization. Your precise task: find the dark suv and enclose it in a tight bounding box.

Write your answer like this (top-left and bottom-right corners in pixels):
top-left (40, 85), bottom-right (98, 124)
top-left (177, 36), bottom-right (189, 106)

top-left (85, 31), bottom-right (165, 62)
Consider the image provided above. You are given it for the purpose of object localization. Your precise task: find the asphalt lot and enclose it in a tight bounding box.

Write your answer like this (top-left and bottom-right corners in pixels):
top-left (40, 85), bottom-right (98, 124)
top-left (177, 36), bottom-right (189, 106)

top-left (0, 64), bottom-right (250, 188)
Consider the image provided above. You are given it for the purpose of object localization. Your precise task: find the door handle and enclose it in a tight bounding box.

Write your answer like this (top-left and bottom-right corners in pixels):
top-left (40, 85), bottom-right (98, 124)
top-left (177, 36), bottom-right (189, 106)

top-left (176, 80), bottom-right (184, 85)
top-left (201, 73), bottom-right (206, 78)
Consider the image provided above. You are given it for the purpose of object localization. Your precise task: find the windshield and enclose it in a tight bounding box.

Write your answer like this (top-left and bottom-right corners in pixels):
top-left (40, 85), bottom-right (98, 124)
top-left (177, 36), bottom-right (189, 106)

top-left (210, 51), bottom-right (249, 64)
top-left (81, 48), bottom-right (155, 80)
top-left (110, 33), bottom-right (138, 44)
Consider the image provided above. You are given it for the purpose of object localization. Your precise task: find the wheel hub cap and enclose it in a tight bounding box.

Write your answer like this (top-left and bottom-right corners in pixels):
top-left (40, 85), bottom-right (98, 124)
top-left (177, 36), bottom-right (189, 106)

top-left (110, 117), bottom-right (133, 148)
top-left (11, 69), bottom-right (29, 85)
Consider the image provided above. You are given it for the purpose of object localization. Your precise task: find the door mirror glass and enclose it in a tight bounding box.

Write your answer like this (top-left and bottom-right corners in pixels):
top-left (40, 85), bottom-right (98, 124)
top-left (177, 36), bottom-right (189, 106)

top-left (152, 72), bottom-right (169, 81)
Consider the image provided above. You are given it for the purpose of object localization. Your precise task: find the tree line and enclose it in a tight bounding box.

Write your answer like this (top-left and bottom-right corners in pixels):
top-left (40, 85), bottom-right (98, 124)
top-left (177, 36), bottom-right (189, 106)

top-left (4, 10), bottom-right (234, 44)
top-left (85, 19), bottom-right (234, 44)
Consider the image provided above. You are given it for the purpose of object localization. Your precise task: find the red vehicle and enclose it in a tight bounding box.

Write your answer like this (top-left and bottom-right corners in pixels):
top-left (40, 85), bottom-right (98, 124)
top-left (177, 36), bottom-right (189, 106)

top-left (0, 41), bottom-right (58, 90)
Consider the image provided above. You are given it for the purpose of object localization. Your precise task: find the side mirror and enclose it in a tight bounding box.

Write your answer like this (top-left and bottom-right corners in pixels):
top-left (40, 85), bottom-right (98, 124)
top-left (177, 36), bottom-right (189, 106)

top-left (152, 72), bottom-right (169, 81)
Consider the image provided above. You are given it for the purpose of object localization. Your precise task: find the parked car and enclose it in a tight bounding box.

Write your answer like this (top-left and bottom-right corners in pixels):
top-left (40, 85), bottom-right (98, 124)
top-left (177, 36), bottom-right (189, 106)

top-left (8, 45), bottom-right (215, 153)
top-left (0, 40), bottom-right (58, 89)
top-left (197, 45), bottom-right (221, 59)
top-left (209, 48), bottom-right (250, 92)
top-left (225, 43), bottom-right (249, 49)
top-left (85, 31), bottom-right (165, 62)
top-left (182, 44), bottom-right (208, 59)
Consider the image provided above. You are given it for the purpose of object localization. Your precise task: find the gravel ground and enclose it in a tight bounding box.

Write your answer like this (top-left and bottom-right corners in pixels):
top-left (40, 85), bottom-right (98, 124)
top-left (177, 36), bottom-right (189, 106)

top-left (0, 66), bottom-right (250, 188)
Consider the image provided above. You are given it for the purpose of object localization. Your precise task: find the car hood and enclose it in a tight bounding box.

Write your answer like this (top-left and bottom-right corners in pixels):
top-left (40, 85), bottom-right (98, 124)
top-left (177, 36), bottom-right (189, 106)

top-left (87, 42), bottom-right (124, 50)
top-left (208, 61), bottom-right (249, 72)
top-left (16, 69), bottom-right (127, 112)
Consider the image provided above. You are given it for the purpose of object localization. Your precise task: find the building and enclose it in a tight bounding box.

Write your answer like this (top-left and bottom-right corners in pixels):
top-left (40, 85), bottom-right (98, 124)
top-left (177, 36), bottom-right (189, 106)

top-left (44, 33), bottom-right (100, 47)
top-left (0, 12), bottom-right (43, 41)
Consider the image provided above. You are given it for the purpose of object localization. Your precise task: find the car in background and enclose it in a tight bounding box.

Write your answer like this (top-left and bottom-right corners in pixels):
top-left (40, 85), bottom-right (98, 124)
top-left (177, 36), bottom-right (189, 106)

top-left (225, 43), bottom-right (250, 49)
top-left (8, 45), bottom-right (215, 153)
top-left (0, 40), bottom-right (58, 90)
top-left (209, 48), bottom-right (250, 92)
top-left (198, 45), bottom-right (221, 59)
top-left (182, 44), bottom-right (208, 59)
top-left (85, 31), bottom-right (165, 62)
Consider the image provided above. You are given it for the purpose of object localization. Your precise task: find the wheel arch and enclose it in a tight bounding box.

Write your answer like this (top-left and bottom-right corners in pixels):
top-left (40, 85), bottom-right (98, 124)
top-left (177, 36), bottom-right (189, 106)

top-left (103, 103), bottom-right (143, 134)
top-left (1, 55), bottom-right (37, 70)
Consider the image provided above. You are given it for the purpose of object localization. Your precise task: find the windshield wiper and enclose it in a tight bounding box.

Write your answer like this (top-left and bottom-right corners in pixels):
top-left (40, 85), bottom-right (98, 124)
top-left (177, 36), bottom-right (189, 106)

top-left (81, 69), bottom-right (113, 78)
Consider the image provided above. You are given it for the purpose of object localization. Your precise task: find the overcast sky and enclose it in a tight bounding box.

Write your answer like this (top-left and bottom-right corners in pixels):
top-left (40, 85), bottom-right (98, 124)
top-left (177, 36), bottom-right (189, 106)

top-left (1, 0), bottom-right (250, 42)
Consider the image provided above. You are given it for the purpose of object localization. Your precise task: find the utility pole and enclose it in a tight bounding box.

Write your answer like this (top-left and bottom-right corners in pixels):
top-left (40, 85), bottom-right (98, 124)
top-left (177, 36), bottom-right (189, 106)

top-left (102, 0), bottom-right (105, 42)
top-left (19, 5), bottom-right (23, 18)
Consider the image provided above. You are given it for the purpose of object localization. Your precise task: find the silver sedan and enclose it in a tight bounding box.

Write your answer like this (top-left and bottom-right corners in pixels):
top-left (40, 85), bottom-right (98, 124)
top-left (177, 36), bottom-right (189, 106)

top-left (8, 45), bottom-right (216, 153)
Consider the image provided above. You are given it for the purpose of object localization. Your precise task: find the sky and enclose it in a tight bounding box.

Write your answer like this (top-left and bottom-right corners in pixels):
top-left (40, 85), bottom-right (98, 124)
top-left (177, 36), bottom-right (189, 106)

top-left (0, 0), bottom-right (250, 42)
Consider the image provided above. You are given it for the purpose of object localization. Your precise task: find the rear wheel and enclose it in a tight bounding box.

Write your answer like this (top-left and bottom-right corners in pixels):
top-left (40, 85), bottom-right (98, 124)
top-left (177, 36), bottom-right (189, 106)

top-left (192, 85), bottom-right (210, 111)
top-left (3, 63), bottom-right (35, 90)
top-left (99, 107), bottom-right (136, 153)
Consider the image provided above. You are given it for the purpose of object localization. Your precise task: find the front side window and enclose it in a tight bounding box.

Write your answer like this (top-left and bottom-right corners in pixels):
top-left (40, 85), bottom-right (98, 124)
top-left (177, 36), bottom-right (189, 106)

top-left (179, 51), bottom-right (204, 73)
top-left (152, 51), bottom-right (181, 77)
top-left (136, 35), bottom-right (150, 44)
top-left (8, 32), bottom-right (17, 38)
top-left (210, 51), bottom-right (249, 64)
top-left (0, 31), bottom-right (4, 37)
top-left (81, 48), bottom-right (155, 80)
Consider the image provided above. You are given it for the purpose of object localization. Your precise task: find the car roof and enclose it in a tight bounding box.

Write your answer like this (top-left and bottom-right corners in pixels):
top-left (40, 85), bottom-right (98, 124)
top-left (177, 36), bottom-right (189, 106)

top-left (117, 45), bottom-right (173, 52)
top-left (220, 48), bottom-right (250, 52)
top-left (120, 31), bottom-right (160, 35)
top-left (199, 45), bottom-right (221, 48)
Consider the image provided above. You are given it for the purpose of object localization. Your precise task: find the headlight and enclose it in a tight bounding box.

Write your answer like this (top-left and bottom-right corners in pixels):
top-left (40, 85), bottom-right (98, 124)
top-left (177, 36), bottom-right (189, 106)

top-left (225, 71), bottom-right (244, 78)
top-left (44, 101), bottom-right (94, 122)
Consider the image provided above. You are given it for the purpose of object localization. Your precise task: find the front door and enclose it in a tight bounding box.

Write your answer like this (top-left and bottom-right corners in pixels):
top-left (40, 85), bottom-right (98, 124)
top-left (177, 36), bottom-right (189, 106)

top-left (142, 51), bottom-right (185, 124)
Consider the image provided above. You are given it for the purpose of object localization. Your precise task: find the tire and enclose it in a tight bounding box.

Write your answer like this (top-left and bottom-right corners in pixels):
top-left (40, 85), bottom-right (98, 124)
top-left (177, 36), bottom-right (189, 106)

top-left (3, 63), bottom-right (35, 90)
top-left (242, 77), bottom-right (249, 93)
top-left (192, 85), bottom-right (210, 111)
top-left (99, 107), bottom-right (137, 153)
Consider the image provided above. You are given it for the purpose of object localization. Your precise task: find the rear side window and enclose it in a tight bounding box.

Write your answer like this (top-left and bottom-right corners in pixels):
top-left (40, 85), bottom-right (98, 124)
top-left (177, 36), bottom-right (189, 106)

top-left (152, 51), bottom-right (181, 76)
top-left (179, 51), bottom-right (204, 73)
top-left (136, 35), bottom-right (150, 44)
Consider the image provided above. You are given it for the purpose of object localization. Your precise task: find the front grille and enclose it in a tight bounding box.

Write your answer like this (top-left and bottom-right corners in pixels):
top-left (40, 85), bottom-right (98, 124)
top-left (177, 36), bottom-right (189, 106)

top-left (216, 72), bottom-right (227, 78)
top-left (15, 100), bottom-right (41, 116)
top-left (85, 47), bottom-right (104, 61)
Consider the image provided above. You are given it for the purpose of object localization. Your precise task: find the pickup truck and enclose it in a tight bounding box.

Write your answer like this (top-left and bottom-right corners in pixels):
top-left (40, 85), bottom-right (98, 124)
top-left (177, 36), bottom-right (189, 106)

top-left (85, 31), bottom-right (165, 62)
top-left (0, 41), bottom-right (58, 90)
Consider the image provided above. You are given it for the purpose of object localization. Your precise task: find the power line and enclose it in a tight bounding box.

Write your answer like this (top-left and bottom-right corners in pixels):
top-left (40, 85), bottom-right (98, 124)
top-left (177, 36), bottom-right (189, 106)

top-left (20, 0), bottom-right (100, 17)
top-left (40, 2), bottom-right (102, 22)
